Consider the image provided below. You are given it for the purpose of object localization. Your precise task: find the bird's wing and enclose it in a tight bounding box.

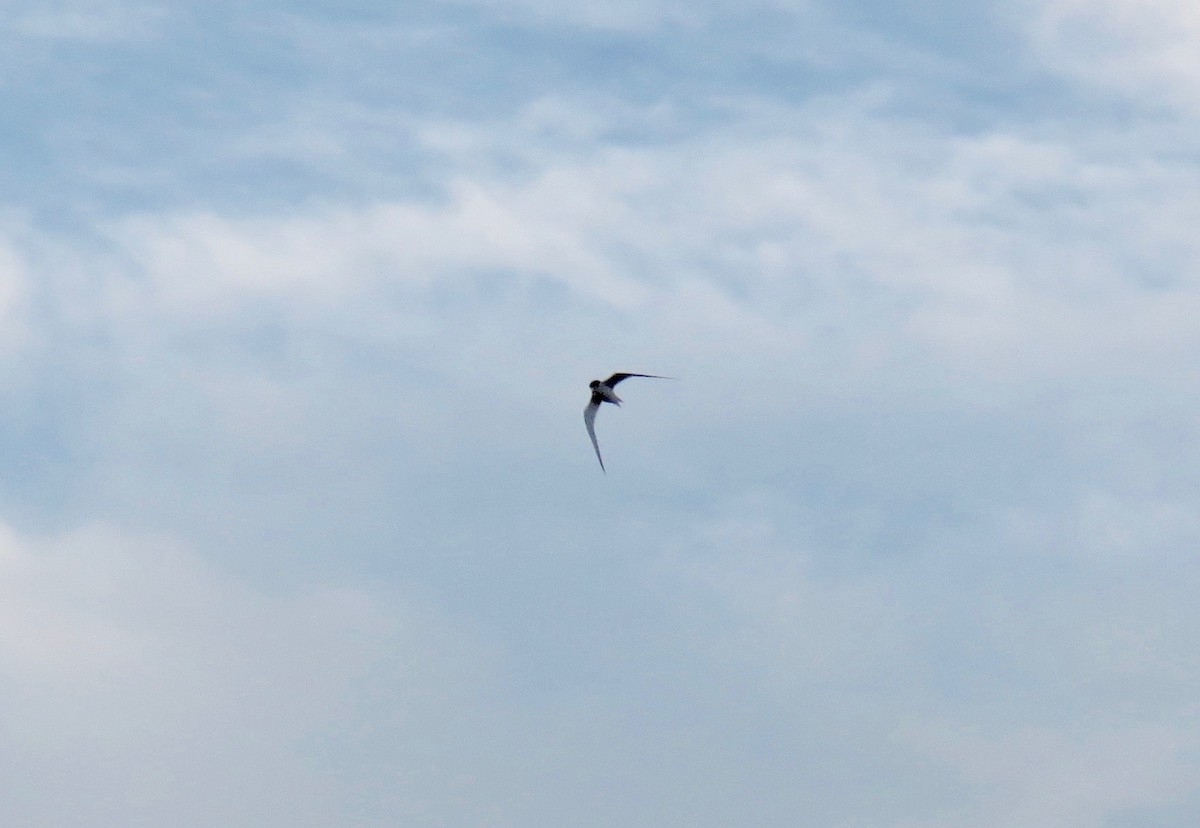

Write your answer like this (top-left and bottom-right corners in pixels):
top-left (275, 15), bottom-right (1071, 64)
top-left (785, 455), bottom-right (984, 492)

top-left (604, 372), bottom-right (673, 387)
top-left (583, 398), bottom-right (605, 473)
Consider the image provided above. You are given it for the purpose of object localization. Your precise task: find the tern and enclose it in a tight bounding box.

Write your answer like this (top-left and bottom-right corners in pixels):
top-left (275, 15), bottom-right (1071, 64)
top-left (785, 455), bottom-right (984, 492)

top-left (583, 372), bottom-right (671, 472)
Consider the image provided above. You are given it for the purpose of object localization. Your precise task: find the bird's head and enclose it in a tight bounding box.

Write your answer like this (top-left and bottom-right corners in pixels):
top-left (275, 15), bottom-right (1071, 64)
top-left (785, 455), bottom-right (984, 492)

top-left (588, 380), bottom-right (600, 389)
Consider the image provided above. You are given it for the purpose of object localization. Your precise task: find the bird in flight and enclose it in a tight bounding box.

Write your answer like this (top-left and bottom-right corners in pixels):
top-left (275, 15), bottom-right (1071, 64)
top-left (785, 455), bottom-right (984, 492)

top-left (583, 372), bottom-right (671, 472)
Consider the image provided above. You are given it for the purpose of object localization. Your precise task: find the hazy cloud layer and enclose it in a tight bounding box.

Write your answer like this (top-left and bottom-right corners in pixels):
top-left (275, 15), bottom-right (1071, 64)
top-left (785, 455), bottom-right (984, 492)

top-left (1026, 0), bottom-right (1200, 110)
top-left (2, 1), bottom-right (1199, 825)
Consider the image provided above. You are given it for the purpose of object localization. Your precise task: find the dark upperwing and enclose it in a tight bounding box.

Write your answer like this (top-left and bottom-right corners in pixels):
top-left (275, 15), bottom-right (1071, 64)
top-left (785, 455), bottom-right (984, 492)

top-left (603, 372), bottom-right (671, 387)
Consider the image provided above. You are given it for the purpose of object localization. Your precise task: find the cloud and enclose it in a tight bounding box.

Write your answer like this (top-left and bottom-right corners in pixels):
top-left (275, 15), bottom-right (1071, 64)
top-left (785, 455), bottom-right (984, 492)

top-left (3, 6), bottom-right (1200, 823)
top-left (3, 492), bottom-right (1198, 826)
top-left (0, 238), bottom-right (30, 357)
top-left (1024, 0), bottom-right (1200, 111)
top-left (445, 0), bottom-right (816, 33)
top-left (76, 92), bottom-right (1198, 396)
top-left (5, 1), bottom-right (167, 43)
top-left (6, 88), bottom-right (1196, 516)
top-left (0, 520), bottom-right (511, 827)
top-left (904, 720), bottom-right (1200, 828)
top-left (666, 489), bottom-right (1200, 826)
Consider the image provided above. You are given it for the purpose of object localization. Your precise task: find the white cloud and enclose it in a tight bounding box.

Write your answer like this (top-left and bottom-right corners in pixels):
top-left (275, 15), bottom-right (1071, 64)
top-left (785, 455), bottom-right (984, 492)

top-left (99, 94), bottom-right (1200, 354)
top-left (445, 0), bottom-right (814, 32)
top-left (0, 520), bottom-right (501, 827)
top-left (675, 505), bottom-right (908, 693)
top-left (1024, 0), bottom-right (1200, 111)
top-left (9, 91), bottom-right (1193, 476)
top-left (105, 179), bottom-right (653, 319)
top-left (5, 5), bottom-right (1200, 826)
top-left (904, 720), bottom-right (1200, 828)
top-left (668, 490), bottom-right (1200, 826)
top-left (0, 238), bottom-right (30, 357)
top-left (7, 1), bottom-right (167, 43)
top-left (454, 0), bottom-right (693, 31)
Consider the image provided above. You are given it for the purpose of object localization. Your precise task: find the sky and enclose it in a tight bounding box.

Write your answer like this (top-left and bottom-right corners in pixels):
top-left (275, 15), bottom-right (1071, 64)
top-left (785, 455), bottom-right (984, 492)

top-left (2, 0), bottom-right (1200, 825)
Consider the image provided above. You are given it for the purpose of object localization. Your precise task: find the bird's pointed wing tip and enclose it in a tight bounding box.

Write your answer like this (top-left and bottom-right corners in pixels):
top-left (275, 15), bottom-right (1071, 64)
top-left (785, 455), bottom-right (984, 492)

top-left (584, 400), bottom-right (605, 471)
top-left (604, 372), bottom-right (676, 386)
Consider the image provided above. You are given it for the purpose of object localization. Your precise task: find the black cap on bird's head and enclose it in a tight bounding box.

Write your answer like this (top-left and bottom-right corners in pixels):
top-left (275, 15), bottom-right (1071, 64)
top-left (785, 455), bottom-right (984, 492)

top-left (588, 380), bottom-right (601, 389)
